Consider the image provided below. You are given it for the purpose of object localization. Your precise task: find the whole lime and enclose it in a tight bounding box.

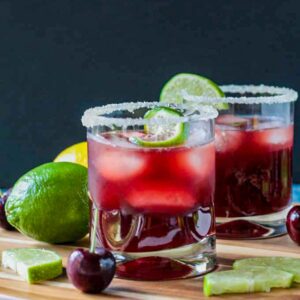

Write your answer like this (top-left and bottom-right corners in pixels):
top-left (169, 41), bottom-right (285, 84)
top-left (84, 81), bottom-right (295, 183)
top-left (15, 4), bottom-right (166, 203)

top-left (5, 162), bottom-right (89, 244)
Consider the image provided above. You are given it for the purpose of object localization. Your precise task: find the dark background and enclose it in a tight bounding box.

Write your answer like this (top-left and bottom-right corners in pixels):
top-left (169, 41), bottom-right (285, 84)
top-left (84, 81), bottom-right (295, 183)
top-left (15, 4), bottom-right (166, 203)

top-left (0, 0), bottom-right (299, 187)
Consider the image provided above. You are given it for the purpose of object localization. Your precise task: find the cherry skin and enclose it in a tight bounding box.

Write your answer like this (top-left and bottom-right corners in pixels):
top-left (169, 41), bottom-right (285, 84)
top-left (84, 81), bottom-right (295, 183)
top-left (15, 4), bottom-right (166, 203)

top-left (0, 189), bottom-right (15, 231)
top-left (67, 247), bottom-right (116, 293)
top-left (286, 205), bottom-right (300, 245)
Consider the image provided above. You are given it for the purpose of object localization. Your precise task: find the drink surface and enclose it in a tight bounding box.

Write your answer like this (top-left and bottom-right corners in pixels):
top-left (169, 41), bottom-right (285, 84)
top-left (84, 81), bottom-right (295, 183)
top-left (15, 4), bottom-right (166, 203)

top-left (215, 115), bottom-right (293, 218)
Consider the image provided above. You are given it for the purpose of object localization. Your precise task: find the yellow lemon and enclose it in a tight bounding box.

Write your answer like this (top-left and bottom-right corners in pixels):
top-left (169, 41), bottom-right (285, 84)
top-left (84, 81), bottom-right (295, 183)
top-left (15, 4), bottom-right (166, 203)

top-left (54, 142), bottom-right (88, 168)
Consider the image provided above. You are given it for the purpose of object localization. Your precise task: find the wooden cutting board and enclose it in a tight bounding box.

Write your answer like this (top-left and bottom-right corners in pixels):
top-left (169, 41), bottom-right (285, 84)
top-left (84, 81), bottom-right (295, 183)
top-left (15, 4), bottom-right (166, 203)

top-left (0, 229), bottom-right (300, 300)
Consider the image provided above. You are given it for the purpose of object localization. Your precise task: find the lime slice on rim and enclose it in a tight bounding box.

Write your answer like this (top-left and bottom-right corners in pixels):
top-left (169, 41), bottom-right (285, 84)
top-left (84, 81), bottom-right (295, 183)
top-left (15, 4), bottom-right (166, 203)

top-left (160, 73), bottom-right (228, 110)
top-left (129, 107), bottom-right (189, 147)
top-left (203, 267), bottom-right (293, 297)
top-left (234, 257), bottom-right (300, 283)
top-left (2, 248), bottom-right (63, 283)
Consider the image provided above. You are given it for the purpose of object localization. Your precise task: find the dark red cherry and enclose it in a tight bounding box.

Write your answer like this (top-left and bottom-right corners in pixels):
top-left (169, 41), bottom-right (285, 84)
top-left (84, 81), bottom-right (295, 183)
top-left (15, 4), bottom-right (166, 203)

top-left (67, 247), bottom-right (116, 293)
top-left (286, 205), bottom-right (300, 245)
top-left (0, 189), bottom-right (15, 231)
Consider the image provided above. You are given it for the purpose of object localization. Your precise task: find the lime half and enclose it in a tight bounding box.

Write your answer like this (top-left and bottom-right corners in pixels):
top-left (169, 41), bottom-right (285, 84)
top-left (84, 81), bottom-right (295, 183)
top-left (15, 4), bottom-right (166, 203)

top-left (203, 267), bottom-right (293, 297)
top-left (234, 257), bottom-right (300, 283)
top-left (160, 73), bottom-right (227, 110)
top-left (130, 107), bottom-right (189, 147)
top-left (2, 248), bottom-right (63, 283)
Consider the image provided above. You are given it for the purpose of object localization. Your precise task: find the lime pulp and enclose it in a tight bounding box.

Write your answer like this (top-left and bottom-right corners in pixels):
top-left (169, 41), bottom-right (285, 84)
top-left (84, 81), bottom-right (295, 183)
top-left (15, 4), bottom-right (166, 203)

top-left (130, 106), bottom-right (189, 147)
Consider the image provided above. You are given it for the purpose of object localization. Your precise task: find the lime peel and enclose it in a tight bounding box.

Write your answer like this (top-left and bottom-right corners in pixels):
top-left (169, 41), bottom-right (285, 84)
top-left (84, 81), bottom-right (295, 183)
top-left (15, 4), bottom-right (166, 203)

top-left (2, 248), bottom-right (63, 283)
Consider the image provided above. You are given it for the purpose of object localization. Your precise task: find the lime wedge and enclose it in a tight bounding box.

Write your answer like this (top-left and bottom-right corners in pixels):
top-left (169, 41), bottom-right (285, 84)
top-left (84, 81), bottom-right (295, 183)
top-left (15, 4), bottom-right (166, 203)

top-left (160, 73), bottom-right (228, 110)
top-left (203, 267), bottom-right (293, 297)
top-left (2, 248), bottom-right (63, 283)
top-left (130, 107), bottom-right (189, 147)
top-left (234, 257), bottom-right (300, 283)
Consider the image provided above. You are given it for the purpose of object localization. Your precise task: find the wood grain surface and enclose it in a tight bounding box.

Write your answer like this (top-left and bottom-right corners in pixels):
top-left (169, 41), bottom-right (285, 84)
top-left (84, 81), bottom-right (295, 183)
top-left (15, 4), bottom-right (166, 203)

top-left (0, 229), bottom-right (300, 300)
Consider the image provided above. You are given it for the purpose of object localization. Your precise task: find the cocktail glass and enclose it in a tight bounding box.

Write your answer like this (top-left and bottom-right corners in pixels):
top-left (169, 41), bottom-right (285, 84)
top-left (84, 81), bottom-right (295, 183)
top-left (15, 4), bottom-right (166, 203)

top-left (82, 102), bottom-right (218, 280)
top-left (184, 85), bottom-right (298, 239)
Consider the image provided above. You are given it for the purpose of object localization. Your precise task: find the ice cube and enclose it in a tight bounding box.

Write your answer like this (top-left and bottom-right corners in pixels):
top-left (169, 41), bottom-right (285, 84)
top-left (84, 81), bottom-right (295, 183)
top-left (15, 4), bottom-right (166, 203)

top-left (257, 127), bottom-right (293, 148)
top-left (214, 128), bottom-right (243, 153)
top-left (125, 181), bottom-right (196, 214)
top-left (255, 120), bottom-right (283, 130)
top-left (217, 115), bottom-right (250, 130)
top-left (266, 130), bottom-right (286, 144)
top-left (97, 148), bottom-right (147, 181)
top-left (175, 143), bottom-right (215, 178)
top-left (186, 125), bottom-right (209, 147)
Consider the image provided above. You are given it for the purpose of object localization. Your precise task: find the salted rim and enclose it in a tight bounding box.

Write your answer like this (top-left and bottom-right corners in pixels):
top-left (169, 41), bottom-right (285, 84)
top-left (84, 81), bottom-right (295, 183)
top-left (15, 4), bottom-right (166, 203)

top-left (182, 84), bottom-right (298, 104)
top-left (82, 101), bottom-right (218, 128)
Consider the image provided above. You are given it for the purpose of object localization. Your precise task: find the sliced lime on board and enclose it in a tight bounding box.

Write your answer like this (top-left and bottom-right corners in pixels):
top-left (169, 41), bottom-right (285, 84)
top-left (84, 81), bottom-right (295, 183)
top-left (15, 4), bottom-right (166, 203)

top-left (2, 248), bottom-right (63, 283)
top-left (160, 73), bottom-right (228, 110)
top-left (130, 107), bottom-right (189, 147)
top-left (234, 257), bottom-right (300, 283)
top-left (203, 267), bottom-right (293, 297)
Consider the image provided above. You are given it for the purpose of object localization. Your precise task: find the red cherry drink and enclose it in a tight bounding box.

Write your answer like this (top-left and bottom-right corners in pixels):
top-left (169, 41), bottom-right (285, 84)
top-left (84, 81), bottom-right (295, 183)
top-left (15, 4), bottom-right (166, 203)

top-left (215, 115), bottom-right (293, 239)
top-left (88, 131), bottom-right (216, 280)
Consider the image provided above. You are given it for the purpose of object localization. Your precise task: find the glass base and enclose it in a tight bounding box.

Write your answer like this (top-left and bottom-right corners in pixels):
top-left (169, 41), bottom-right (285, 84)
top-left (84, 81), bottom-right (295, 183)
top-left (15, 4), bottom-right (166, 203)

top-left (110, 235), bottom-right (216, 281)
top-left (216, 206), bottom-right (291, 239)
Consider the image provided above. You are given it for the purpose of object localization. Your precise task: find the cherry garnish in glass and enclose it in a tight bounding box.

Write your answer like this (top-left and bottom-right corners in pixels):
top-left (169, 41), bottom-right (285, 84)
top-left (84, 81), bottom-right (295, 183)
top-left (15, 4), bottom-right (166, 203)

top-left (286, 205), bottom-right (300, 245)
top-left (67, 208), bottom-right (116, 293)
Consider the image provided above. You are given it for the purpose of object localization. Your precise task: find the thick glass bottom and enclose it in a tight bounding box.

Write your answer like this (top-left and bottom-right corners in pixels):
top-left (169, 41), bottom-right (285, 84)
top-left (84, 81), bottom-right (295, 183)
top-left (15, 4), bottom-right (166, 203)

top-left (91, 202), bottom-right (216, 280)
top-left (216, 206), bottom-right (291, 239)
top-left (111, 235), bottom-right (216, 280)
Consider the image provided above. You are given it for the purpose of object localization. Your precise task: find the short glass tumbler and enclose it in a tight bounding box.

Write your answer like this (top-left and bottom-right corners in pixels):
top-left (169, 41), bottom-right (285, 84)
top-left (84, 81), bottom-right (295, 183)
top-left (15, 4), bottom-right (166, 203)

top-left (82, 102), bottom-right (218, 280)
top-left (184, 85), bottom-right (298, 239)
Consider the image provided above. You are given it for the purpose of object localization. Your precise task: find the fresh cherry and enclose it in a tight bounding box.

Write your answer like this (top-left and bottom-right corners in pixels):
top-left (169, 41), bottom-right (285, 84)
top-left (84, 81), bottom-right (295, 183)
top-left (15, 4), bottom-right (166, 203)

top-left (286, 205), bottom-right (300, 245)
top-left (67, 247), bottom-right (116, 293)
top-left (0, 189), bottom-right (15, 231)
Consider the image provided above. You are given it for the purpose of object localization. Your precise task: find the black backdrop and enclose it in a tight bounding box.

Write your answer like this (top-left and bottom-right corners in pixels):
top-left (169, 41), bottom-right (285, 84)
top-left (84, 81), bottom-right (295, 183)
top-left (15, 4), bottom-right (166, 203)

top-left (1, 0), bottom-right (299, 187)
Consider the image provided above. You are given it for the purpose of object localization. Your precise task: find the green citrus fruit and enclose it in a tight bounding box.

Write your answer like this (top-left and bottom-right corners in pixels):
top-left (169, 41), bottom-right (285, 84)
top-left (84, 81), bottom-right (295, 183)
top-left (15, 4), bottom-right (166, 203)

top-left (160, 73), bottom-right (228, 110)
top-left (203, 267), bottom-right (293, 296)
top-left (234, 257), bottom-right (300, 283)
top-left (2, 248), bottom-right (63, 283)
top-left (5, 162), bottom-right (89, 243)
top-left (130, 106), bottom-right (189, 147)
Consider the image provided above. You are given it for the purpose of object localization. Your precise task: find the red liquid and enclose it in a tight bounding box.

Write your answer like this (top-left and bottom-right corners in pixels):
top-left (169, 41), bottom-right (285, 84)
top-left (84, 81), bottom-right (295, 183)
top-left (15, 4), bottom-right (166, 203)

top-left (216, 220), bottom-right (270, 239)
top-left (88, 131), bottom-right (215, 279)
top-left (215, 115), bottom-right (293, 219)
